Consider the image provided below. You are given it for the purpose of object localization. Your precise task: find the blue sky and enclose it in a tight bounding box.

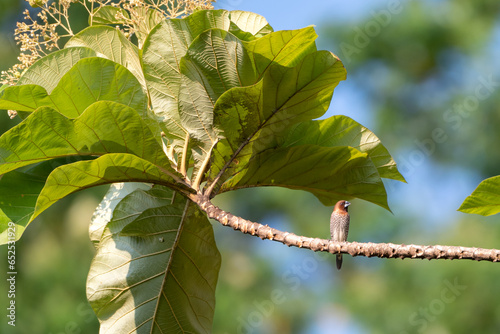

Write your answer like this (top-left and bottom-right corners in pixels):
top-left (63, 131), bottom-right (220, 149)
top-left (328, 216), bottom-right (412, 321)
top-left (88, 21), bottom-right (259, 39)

top-left (214, 0), bottom-right (383, 30)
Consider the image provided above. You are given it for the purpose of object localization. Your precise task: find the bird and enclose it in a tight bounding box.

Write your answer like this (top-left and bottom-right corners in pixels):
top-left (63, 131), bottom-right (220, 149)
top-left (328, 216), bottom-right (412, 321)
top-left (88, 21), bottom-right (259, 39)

top-left (330, 200), bottom-right (351, 270)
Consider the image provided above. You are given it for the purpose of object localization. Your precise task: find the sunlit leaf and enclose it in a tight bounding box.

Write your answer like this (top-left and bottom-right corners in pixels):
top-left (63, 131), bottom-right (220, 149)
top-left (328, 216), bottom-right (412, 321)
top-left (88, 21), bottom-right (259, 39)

top-left (17, 47), bottom-right (97, 94)
top-left (245, 26), bottom-right (318, 77)
top-left (0, 102), bottom-right (168, 176)
top-left (179, 29), bottom-right (258, 180)
top-left (0, 84), bottom-right (52, 114)
top-left (142, 9), bottom-right (233, 131)
top-left (210, 50), bottom-right (346, 191)
top-left (141, 10), bottom-right (271, 171)
top-left (142, 13), bottom-right (225, 166)
top-left (0, 57), bottom-right (147, 118)
top-left (65, 26), bottom-right (146, 91)
top-left (31, 153), bottom-right (185, 224)
top-left (458, 176), bottom-right (500, 216)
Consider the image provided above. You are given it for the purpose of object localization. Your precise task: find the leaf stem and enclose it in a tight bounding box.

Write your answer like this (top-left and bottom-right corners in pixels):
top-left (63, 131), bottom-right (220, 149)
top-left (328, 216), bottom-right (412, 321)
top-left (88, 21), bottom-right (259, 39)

top-left (192, 145), bottom-right (215, 191)
top-left (180, 133), bottom-right (189, 177)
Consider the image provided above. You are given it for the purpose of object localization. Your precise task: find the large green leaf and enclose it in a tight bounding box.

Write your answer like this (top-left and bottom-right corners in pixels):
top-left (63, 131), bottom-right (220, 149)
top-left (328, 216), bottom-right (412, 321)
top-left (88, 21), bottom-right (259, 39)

top-left (210, 50), bottom-right (346, 191)
top-left (88, 186), bottom-right (221, 333)
top-left (0, 157), bottom-right (94, 244)
top-left (141, 9), bottom-right (268, 119)
top-left (221, 144), bottom-right (389, 209)
top-left (0, 102), bottom-right (168, 175)
top-left (181, 29), bottom-right (257, 104)
top-left (458, 176), bottom-right (500, 216)
top-left (178, 29), bottom-right (259, 181)
top-left (17, 47), bottom-right (97, 93)
top-left (0, 57), bottom-right (147, 118)
top-left (281, 116), bottom-right (406, 182)
top-left (65, 26), bottom-right (147, 91)
top-left (142, 9), bottom-right (233, 121)
top-left (31, 153), bottom-right (185, 224)
top-left (141, 10), bottom-right (272, 172)
top-left (0, 84), bottom-right (53, 115)
top-left (142, 10), bottom-right (236, 167)
top-left (229, 10), bottom-right (273, 38)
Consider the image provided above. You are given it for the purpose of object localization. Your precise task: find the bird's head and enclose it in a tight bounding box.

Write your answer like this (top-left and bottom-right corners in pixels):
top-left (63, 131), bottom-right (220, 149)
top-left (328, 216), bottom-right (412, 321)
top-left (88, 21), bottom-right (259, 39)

top-left (334, 200), bottom-right (351, 214)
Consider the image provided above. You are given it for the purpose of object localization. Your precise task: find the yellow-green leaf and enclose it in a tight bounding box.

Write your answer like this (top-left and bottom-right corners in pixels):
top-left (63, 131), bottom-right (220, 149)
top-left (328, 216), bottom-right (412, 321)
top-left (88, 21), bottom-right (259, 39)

top-left (458, 176), bottom-right (500, 216)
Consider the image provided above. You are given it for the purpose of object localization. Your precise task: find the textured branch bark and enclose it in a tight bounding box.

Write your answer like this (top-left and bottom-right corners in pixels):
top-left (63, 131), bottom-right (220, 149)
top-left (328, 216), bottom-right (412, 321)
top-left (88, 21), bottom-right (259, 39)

top-left (193, 195), bottom-right (500, 263)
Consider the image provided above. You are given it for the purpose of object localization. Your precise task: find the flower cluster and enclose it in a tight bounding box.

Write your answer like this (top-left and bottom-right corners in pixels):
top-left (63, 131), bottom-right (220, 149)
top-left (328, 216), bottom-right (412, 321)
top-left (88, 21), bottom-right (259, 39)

top-left (114, 0), bottom-right (214, 47)
top-left (1, 0), bottom-right (75, 85)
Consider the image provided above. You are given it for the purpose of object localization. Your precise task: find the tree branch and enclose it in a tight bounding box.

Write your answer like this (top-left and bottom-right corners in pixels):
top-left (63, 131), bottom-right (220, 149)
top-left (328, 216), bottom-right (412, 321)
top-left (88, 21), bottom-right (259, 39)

top-left (194, 196), bottom-right (500, 263)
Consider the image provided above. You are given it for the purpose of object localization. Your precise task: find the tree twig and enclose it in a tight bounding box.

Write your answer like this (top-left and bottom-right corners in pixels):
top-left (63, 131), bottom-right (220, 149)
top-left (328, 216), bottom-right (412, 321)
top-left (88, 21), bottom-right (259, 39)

top-left (194, 196), bottom-right (500, 263)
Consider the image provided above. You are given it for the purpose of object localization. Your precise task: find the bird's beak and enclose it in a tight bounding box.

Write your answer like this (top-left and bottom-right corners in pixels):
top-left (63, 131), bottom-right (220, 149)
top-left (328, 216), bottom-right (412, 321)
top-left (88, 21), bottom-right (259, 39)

top-left (345, 201), bottom-right (351, 208)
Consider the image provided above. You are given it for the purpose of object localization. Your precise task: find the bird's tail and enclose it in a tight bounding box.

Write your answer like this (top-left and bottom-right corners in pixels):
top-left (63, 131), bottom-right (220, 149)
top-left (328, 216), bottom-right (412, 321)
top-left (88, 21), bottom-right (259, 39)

top-left (336, 254), bottom-right (342, 270)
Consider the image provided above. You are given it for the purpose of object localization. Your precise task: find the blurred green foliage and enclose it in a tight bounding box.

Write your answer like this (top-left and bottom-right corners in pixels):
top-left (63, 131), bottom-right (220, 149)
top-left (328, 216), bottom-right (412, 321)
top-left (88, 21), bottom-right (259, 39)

top-left (0, 192), bottom-right (102, 333)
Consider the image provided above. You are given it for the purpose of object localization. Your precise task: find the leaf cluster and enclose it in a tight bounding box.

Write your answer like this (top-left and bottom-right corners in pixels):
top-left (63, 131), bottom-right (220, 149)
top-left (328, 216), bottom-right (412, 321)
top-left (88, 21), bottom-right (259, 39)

top-left (0, 8), bottom-right (404, 332)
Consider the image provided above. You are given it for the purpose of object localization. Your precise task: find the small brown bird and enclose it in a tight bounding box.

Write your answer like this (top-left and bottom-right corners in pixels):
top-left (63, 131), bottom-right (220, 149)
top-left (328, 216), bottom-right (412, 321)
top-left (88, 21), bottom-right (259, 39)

top-left (330, 200), bottom-right (351, 270)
